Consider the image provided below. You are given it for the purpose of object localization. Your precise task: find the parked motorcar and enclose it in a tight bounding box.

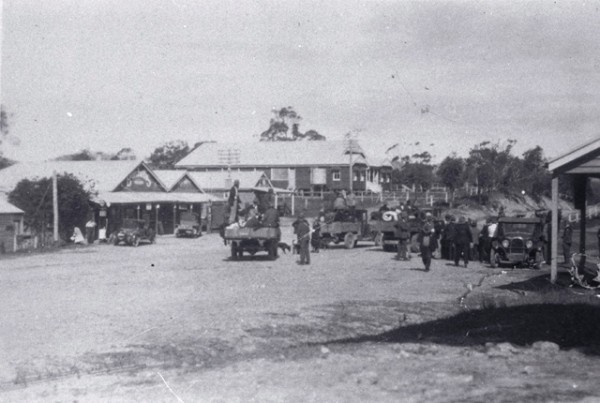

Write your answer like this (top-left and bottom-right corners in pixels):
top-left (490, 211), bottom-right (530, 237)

top-left (490, 216), bottom-right (544, 268)
top-left (113, 219), bottom-right (156, 247)
top-left (176, 212), bottom-right (201, 238)
top-left (320, 209), bottom-right (375, 249)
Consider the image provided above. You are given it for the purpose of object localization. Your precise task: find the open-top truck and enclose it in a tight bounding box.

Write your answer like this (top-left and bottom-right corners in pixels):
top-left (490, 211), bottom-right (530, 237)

top-left (224, 226), bottom-right (281, 260)
top-left (319, 209), bottom-right (374, 249)
top-left (370, 205), bottom-right (444, 252)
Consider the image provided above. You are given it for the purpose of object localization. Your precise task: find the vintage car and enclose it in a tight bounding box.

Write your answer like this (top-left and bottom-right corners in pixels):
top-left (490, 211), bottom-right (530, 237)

top-left (175, 212), bottom-right (201, 238)
top-left (370, 205), bottom-right (443, 252)
top-left (490, 216), bottom-right (544, 269)
top-left (320, 209), bottom-right (374, 249)
top-left (113, 219), bottom-right (156, 247)
top-left (224, 225), bottom-right (281, 260)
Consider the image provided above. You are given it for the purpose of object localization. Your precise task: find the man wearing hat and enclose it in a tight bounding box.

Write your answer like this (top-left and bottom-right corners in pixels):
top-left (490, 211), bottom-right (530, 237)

top-left (395, 212), bottom-right (411, 261)
top-left (293, 211), bottom-right (311, 265)
top-left (417, 222), bottom-right (436, 271)
top-left (453, 216), bottom-right (473, 268)
top-left (228, 179), bottom-right (241, 223)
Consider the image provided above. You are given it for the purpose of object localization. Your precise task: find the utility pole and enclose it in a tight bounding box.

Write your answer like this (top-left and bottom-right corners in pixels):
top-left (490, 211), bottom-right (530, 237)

top-left (52, 171), bottom-right (59, 242)
top-left (218, 148), bottom-right (240, 186)
top-left (345, 133), bottom-right (354, 192)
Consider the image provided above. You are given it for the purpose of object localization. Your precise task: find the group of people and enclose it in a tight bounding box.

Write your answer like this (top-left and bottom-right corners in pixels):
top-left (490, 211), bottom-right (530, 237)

top-left (225, 180), bottom-right (280, 230)
top-left (390, 209), bottom-right (492, 272)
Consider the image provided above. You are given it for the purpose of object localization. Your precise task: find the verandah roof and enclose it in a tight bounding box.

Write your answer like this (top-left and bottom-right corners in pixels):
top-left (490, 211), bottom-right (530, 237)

top-left (93, 191), bottom-right (222, 206)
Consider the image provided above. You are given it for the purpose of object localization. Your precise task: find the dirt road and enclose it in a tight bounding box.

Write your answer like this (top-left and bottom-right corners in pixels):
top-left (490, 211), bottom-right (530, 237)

top-left (2, 226), bottom-right (600, 402)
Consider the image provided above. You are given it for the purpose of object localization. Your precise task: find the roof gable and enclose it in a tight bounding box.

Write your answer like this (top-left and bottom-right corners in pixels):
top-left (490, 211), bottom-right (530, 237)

top-left (171, 174), bottom-right (203, 193)
top-left (153, 170), bottom-right (188, 191)
top-left (114, 163), bottom-right (167, 192)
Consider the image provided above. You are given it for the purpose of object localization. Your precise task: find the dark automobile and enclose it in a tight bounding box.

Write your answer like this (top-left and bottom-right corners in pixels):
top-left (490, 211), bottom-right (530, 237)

top-left (113, 219), bottom-right (156, 247)
top-left (490, 216), bottom-right (544, 268)
top-left (176, 212), bottom-right (201, 238)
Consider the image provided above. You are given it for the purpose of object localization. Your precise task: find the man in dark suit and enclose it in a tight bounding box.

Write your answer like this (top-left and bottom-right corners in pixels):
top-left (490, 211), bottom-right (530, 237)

top-left (453, 216), bottom-right (473, 268)
top-left (228, 179), bottom-right (241, 223)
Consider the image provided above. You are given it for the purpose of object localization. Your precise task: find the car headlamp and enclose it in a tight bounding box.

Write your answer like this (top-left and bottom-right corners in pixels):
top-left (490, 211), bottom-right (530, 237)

top-left (502, 239), bottom-right (510, 248)
top-left (525, 240), bottom-right (533, 249)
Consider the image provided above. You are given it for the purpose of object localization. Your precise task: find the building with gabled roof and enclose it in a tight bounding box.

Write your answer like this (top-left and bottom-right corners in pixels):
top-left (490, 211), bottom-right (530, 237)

top-left (175, 140), bottom-right (392, 193)
top-left (0, 160), bottom-right (143, 195)
top-left (0, 160), bottom-right (222, 238)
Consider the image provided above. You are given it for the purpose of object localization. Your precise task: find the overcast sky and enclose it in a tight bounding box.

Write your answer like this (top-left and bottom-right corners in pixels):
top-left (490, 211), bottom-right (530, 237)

top-left (2, 0), bottom-right (599, 163)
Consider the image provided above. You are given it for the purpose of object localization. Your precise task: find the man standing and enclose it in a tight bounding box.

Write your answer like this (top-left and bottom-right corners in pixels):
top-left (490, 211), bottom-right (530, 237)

top-left (228, 179), bottom-right (241, 224)
top-left (417, 222), bottom-right (435, 272)
top-left (469, 219), bottom-right (480, 262)
top-left (293, 211), bottom-right (311, 265)
top-left (395, 213), bottom-right (410, 261)
top-left (562, 221), bottom-right (573, 264)
top-left (453, 216), bottom-right (472, 268)
top-left (311, 212), bottom-right (324, 253)
top-left (85, 217), bottom-right (97, 244)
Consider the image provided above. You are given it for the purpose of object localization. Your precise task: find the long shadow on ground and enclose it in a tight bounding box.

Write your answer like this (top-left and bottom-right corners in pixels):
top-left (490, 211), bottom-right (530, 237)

top-left (328, 302), bottom-right (600, 355)
top-left (327, 273), bottom-right (600, 354)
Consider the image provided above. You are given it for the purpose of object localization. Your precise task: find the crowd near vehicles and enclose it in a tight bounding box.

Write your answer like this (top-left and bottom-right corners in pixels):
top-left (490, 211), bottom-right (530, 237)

top-left (224, 225), bottom-right (281, 260)
top-left (319, 209), bottom-right (373, 249)
top-left (370, 205), bottom-right (444, 252)
top-left (113, 219), bottom-right (156, 247)
top-left (175, 212), bottom-right (201, 238)
top-left (370, 210), bottom-right (401, 252)
top-left (489, 216), bottom-right (544, 269)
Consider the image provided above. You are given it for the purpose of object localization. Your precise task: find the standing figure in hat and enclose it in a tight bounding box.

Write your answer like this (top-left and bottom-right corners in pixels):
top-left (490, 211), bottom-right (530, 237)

top-left (228, 179), bottom-right (241, 224)
top-left (394, 212), bottom-right (411, 261)
top-left (293, 211), bottom-right (311, 265)
top-left (417, 222), bottom-right (436, 271)
top-left (453, 216), bottom-right (473, 268)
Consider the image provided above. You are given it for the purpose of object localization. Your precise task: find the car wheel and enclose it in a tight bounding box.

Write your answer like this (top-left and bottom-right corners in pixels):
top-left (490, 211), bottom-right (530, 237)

top-left (133, 237), bottom-right (140, 247)
top-left (374, 232), bottom-right (382, 246)
top-left (490, 249), bottom-right (497, 268)
top-left (344, 233), bottom-right (356, 249)
top-left (231, 243), bottom-right (239, 260)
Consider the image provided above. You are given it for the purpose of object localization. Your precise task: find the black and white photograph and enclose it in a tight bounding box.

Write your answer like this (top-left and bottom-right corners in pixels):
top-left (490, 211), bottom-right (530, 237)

top-left (2, 1), bottom-right (600, 401)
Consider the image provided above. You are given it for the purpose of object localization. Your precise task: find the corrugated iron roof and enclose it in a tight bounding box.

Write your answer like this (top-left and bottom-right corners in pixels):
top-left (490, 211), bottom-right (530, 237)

top-left (0, 198), bottom-right (24, 214)
top-left (176, 141), bottom-right (368, 168)
top-left (153, 170), bottom-right (188, 191)
top-left (0, 160), bottom-right (142, 194)
top-left (187, 171), bottom-right (271, 191)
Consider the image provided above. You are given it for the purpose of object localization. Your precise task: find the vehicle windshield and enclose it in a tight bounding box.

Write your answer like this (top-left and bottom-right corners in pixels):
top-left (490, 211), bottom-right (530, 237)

top-left (498, 222), bottom-right (538, 237)
top-left (180, 212), bottom-right (197, 223)
top-left (122, 219), bottom-right (143, 229)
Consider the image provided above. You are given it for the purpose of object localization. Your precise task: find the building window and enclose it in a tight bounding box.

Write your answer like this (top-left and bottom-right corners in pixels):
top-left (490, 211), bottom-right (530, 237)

top-left (332, 170), bottom-right (341, 181)
top-left (271, 168), bottom-right (289, 181)
top-left (354, 171), bottom-right (365, 182)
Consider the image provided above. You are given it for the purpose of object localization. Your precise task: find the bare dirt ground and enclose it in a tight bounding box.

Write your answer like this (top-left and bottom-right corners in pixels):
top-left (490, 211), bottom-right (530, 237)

top-left (2, 222), bottom-right (600, 402)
